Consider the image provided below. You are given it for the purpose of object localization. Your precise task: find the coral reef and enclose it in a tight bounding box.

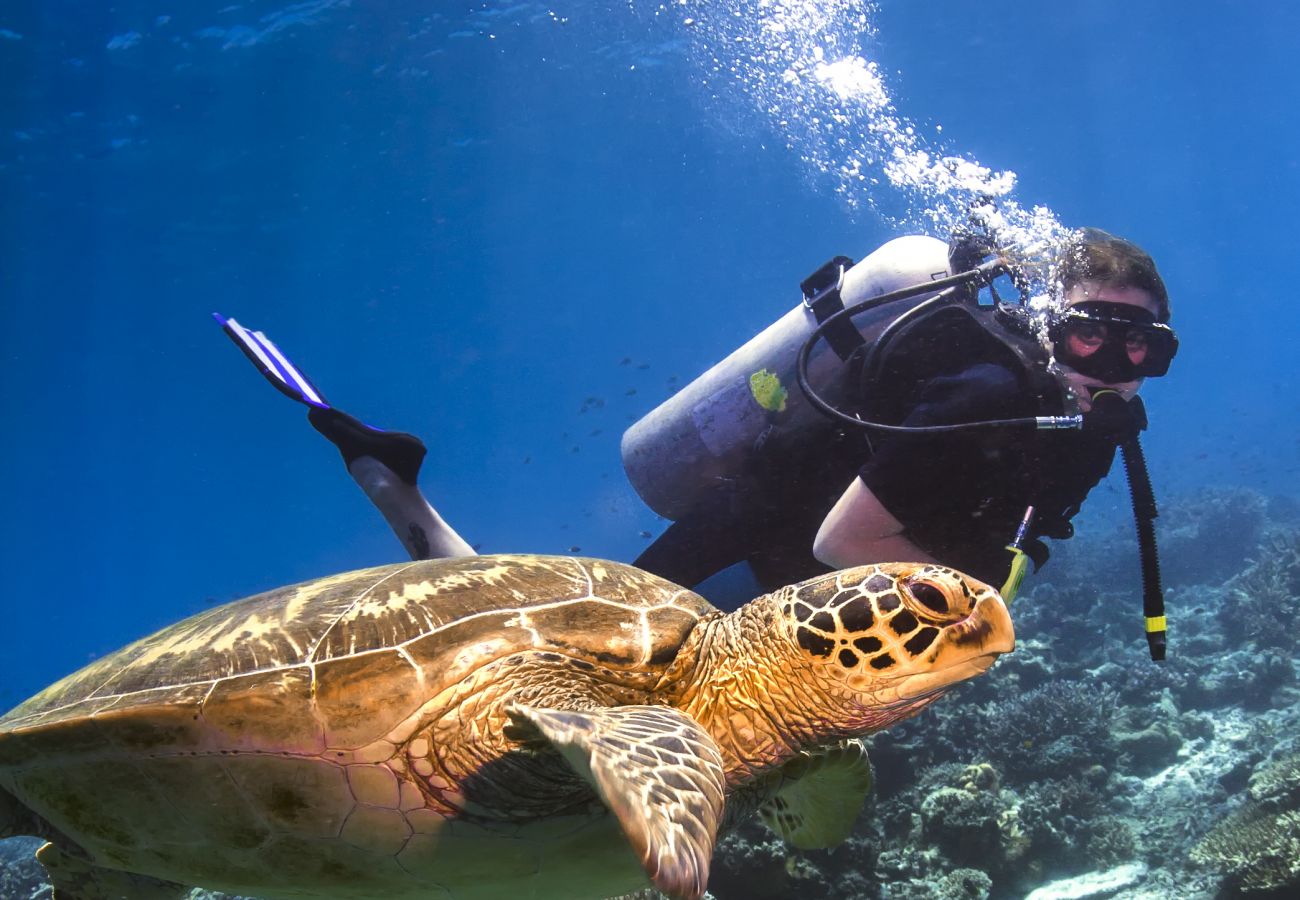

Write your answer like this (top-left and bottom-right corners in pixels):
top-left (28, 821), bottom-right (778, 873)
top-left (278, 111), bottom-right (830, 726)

top-left (1155, 487), bottom-right (1270, 589)
top-left (0, 838), bottom-right (45, 900)
top-left (1220, 528), bottom-right (1300, 653)
top-left (1191, 806), bottom-right (1300, 895)
top-left (1190, 750), bottom-right (1300, 895)
top-left (962, 682), bottom-right (1122, 783)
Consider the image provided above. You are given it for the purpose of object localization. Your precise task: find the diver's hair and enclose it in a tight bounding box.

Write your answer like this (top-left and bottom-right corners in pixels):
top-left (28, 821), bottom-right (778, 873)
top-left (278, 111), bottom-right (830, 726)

top-left (1057, 228), bottom-right (1170, 322)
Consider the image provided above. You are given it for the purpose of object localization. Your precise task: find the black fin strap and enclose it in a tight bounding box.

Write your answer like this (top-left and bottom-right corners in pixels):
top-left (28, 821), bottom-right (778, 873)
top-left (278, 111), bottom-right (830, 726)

top-left (1121, 436), bottom-right (1166, 660)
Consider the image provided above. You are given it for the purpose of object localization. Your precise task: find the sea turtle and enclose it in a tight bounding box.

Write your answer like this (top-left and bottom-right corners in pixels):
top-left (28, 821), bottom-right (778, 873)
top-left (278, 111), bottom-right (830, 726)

top-left (0, 554), bottom-right (1013, 900)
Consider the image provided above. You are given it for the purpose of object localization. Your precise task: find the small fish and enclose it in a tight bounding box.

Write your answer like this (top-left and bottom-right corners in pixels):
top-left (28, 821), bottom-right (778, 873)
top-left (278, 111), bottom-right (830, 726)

top-left (619, 357), bottom-right (632, 366)
top-left (568, 545), bottom-right (581, 553)
top-left (625, 388), bottom-right (637, 396)
top-left (636, 363), bottom-right (650, 370)
top-left (638, 530), bottom-right (651, 539)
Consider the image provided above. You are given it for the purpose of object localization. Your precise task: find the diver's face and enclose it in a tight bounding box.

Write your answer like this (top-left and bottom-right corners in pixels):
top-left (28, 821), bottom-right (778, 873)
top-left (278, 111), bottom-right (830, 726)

top-left (1059, 281), bottom-right (1160, 408)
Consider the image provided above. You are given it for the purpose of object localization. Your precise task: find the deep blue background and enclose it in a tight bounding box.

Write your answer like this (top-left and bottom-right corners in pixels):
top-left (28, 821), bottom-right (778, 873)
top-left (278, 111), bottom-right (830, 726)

top-left (1, 1), bottom-right (1296, 706)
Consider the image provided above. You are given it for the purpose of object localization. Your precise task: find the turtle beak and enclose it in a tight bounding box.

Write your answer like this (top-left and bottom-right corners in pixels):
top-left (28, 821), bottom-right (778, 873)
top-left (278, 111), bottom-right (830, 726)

top-left (890, 592), bottom-right (1015, 699)
top-left (950, 592), bottom-right (1015, 656)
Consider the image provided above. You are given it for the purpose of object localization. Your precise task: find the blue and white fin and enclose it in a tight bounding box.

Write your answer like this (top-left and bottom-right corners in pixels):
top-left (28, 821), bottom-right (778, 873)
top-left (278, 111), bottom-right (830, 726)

top-left (214, 312), bottom-right (329, 409)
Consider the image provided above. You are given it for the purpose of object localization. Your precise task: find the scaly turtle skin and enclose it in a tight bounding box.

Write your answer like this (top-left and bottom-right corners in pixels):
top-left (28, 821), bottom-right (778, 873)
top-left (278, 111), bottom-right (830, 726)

top-left (0, 554), bottom-right (1013, 900)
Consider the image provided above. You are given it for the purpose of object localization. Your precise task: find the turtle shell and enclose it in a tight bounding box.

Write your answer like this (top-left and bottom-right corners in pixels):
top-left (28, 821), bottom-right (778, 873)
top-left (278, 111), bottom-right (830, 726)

top-left (1, 554), bottom-right (713, 740)
top-left (0, 554), bottom-right (716, 897)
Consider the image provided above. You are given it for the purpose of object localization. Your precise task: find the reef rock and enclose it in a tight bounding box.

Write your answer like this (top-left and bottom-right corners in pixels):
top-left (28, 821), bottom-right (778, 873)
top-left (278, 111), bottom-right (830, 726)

top-left (1022, 862), bottom-right (1147, 899)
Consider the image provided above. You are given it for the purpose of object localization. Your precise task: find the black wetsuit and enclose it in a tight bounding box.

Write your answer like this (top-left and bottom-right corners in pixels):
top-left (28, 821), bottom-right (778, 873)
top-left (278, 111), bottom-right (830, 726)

top-left (633, 306), bottom-right (1127, 598)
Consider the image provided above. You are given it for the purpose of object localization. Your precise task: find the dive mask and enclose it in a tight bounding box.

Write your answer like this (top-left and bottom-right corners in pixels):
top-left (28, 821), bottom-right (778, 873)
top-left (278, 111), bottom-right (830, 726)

top-left (1050, 301), bottom-right (1178, 382)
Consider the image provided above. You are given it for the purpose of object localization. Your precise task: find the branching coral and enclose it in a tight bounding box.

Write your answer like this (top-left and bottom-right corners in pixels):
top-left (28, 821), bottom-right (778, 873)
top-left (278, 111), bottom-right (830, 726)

top-left (954, 681), bottom-right (1120, 783)
top-left (1249, 750), bottom-right (1300, 805)
top-left (1083, 816), bottom-right (1138, 868)
top-left (1190, 806), bottom-right (1300, 893)
top-left (1191, 751), bottom-right (1300, 893)
top-left (1220, 527), bottom-right (1300, 652)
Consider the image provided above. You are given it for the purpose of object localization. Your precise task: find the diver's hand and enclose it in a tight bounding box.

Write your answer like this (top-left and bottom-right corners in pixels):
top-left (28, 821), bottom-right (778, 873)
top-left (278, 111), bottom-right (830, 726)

top-left (1080, 391), bottom-right (1146, 443)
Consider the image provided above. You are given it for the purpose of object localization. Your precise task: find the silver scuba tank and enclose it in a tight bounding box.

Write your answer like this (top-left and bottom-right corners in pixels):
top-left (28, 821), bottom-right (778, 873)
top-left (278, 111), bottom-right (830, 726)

top-left (621, 235), bottom-right (952, 521)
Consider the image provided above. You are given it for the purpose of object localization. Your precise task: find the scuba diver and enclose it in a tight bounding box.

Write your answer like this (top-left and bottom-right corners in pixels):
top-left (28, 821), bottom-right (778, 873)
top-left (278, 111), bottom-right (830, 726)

top-left (627, 228), bottom-right (1173, 596)
top-left (218, 225), bottom-right (1177, 657)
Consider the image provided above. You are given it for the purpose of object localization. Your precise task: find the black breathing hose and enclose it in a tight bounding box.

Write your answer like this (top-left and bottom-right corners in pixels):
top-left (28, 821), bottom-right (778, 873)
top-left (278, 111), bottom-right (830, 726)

top-left (795, 263), bottom-right (1081, 435)
top-left (1120, 436), bottom-right (1167, 661)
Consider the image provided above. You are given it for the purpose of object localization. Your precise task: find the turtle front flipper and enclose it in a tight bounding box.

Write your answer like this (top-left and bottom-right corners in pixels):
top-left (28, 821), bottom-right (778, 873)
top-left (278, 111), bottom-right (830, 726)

top-left (758, 738), bottom-right (873, 849)
top-left (510, 703), bottom-right (725, 900)
top-left (35, 842), bottom-right (189, 900)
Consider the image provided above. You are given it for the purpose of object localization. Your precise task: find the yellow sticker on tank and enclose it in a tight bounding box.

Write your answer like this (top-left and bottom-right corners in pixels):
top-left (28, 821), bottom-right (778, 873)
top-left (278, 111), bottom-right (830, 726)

top-left (749, 368), bottom-right (788, 413)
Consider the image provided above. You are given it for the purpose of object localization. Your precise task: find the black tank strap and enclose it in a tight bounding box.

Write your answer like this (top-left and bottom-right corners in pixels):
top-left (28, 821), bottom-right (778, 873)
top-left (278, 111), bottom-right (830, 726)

top-left (801, 255), bottom-right (865, 362)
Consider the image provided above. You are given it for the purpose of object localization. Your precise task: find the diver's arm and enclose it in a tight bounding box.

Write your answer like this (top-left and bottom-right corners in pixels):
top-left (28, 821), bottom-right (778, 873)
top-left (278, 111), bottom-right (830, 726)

top-left (346, 457), bottom-right (476, 560)
top-left (813, 477), bottom-right (939, 569)
top-left (816, 363), bottom-right (1030, 570)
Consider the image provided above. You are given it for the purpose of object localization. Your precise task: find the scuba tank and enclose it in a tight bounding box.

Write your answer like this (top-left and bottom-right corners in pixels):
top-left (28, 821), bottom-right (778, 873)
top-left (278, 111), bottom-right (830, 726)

top-left (621, 236), bottom-right (953, 521)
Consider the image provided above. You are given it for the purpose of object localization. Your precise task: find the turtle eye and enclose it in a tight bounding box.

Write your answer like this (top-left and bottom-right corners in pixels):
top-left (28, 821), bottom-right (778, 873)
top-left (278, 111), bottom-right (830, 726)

top-left (907, 580), bottom-right (949, 615)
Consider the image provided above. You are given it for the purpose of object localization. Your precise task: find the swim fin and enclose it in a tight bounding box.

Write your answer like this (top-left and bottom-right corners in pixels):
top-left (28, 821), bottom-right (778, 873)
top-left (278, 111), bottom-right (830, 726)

top-left (215, 313), bottom-right (426, 484)
top-left (214, 312), bottom-right (330, 409)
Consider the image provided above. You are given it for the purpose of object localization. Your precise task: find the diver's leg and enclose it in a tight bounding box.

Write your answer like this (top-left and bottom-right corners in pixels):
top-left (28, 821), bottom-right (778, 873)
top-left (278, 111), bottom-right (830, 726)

top-left (347, 456), bottom-right (475, 560)
top-left (633, 495), bottom-right (751, 590)
top-left (308, 407), bottom-right (475, 561)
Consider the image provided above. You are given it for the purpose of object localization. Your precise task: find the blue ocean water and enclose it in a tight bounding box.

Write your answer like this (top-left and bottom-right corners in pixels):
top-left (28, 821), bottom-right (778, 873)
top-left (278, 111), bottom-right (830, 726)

top-left (1, 2), bottom-right (1298, 896)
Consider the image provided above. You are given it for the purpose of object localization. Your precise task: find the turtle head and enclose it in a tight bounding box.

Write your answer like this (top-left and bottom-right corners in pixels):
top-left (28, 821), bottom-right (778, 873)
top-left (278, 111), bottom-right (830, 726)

top-left (774, 563), bottom-right (1014, 731)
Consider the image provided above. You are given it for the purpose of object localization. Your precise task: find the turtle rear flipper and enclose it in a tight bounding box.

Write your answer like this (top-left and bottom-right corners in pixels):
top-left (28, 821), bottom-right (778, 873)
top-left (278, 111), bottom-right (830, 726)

top-left (759, 738), bottom-right (873, 849)
top-left (35, 842), bottom-right (189, 900)
top-left (511, 703), bottom-right (726, 900)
